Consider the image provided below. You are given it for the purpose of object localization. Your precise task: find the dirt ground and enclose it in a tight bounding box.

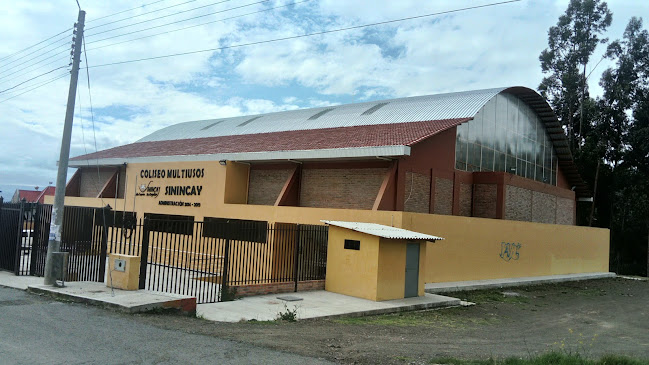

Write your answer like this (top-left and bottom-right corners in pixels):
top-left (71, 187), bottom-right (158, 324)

top-left (133, 278), bottom-right (649, 364)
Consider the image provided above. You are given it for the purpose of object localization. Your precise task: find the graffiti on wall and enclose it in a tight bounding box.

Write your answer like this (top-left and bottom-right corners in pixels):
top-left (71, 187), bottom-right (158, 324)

top-left (500, 242), bottom-right (521, 261)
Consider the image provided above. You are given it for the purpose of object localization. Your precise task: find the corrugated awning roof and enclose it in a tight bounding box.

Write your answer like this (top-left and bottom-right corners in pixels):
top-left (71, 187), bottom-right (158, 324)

top-left (322, 221), bottom-right (444, 241)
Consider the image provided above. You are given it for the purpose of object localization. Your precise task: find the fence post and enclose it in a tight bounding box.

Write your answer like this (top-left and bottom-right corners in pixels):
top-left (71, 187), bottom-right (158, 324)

top-left (221, 237), bottom-right (231, 301)
top-left (293, 224), bottom-right (301, 292)
top-left (29, 203), bottom-right (42, 276)
top-left (98, 205), bottom-right (110, 282)
top-left (138, 218), bottom-right (150, 289)
top-left (14, 199), bottom-right (26, 275)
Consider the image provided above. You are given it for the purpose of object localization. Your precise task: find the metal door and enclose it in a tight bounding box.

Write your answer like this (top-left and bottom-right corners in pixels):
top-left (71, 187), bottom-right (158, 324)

top-left (404, 242), bottom-right (420, 298)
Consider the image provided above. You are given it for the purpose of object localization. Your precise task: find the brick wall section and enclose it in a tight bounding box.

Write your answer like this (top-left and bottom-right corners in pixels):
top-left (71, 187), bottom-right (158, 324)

top-left (230, 280), bottom-right (325, 298)
top-left (556, 197), bottom-right (575, 225)
top-left (300, 168), bottom-right (387, 209)
top-left (505, 185), bottom-right (532, 222)
top-left (248, 169), bottom-right (292, 205)
top-left (434, 177), bottom-right (453, 215)
top-left (473, 184), bottom-right (498, 219)
top-left (531, 191), bottom-right (557, 224)
top-left (79, 169), bottom-right (115, 198)
top-left (404, 171), bottom-right (431, 213)
top-left (459, 183), bottom-right (472, 216)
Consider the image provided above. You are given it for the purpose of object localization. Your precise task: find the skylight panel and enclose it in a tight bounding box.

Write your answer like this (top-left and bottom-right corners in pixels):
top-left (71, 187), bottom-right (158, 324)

top-left (307, 108), bottom-right (335, 120)
top-left (361, 102), bottom-right (389, 116)
top-left (237, 116), bottom-right (263, 127)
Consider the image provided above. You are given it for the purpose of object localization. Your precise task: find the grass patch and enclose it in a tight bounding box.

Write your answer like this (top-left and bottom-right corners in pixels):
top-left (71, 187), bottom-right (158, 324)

top-left (334, 307), bottom-right (497, 328)
top-left (430, 352), bottom-right (646, 365)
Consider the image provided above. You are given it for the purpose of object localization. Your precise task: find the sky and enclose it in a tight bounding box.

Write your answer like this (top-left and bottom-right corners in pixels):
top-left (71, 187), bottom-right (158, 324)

top-left (1, 0), bottom-right (648, 200)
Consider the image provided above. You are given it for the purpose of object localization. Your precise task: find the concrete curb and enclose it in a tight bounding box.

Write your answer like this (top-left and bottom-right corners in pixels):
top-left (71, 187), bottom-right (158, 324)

top-left (425, 272), bottom-right (616, 294)
top-left (301, 297), bottom-right (462, 321)
top-left (27, 285), bottom-right (196, 316)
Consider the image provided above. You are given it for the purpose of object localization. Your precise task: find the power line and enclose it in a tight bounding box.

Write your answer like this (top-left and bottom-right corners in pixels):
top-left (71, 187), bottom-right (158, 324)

top-left (0, 46), bottom-right (70, 80)
top-left (0, 32), bottom-right (71, 69)
top-left (86, 0), bottom-right (198, 31)
top-left (0, 72), bottom-right (69, 104)
top-left (88, 0), bottom-right (171, 23)
top-left (0, 27), bottom-right (72, 63)
top-left (86, 0), bottom-right (310, 52)
top-left (0, 56), bottom-right (70, 84)
top-left (87, 0), bottom-right (521, 70)
top-left (85, 0), bottom-right (240, 38)
top-left (0, 66), bottom-right (69, 94)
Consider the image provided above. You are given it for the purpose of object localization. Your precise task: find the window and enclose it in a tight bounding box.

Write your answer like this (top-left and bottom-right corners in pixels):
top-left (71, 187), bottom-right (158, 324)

top-left (454, 93), bottom-right (558, 185)
top-left (344, 239), bottom-right (360, 250)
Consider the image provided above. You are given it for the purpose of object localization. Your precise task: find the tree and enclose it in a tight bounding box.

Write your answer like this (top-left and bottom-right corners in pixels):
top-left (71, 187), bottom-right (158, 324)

top-left (597, 17), bottom-right (649, 275)
top-left (538, 0), bottom-right (612, 152)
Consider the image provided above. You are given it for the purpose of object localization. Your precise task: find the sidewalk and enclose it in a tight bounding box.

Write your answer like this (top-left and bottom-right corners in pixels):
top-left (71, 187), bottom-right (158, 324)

top-left (425, 272), bottom-right (616, 293)
top-left (198, 290), bottom-right (462, 322)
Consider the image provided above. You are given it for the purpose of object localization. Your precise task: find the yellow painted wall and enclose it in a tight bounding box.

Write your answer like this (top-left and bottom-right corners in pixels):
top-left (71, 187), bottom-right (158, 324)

top-left (400, 212), bottom-right (610, 283)
top-left (58, 161), bottom-right (610, 286)
top-left (224, 162), bottom-right (249, 204)
top-left (376, 239), bottom-right (427, 300)
top-left (376, 239), bottom-right (406, 300)
top-left (325, 227), bottom-right (380, 301)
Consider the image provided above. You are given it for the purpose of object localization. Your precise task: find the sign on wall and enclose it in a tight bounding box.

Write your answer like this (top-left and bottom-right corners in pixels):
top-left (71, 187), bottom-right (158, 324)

top-left (135, 168), bottom-right (205, 208)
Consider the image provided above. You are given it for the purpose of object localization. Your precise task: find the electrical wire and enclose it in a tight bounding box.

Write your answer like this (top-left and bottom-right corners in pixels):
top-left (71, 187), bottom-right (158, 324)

top-left (87, 0), bottom-right (521, 70)
top-left (0, 47), bottom-right (70, 80)
top-left (0, 32), bottom-right (72, 69)
top-left (86, 0), bottom-right (198, 30)
top-left (88, 0), bottom-right (171, 23)
top-left (85, 0), bottom-right (240, 38)
top-left (0, 66), bottom-right (69, 94)
top-left (0, 27), bottom-right (72, 63)
top-left (0, 56), bottom-right (70, 84)
top-left (0, 72), bottom-right (69, 104)
top-left (86, 0), bottom-right (310, 52)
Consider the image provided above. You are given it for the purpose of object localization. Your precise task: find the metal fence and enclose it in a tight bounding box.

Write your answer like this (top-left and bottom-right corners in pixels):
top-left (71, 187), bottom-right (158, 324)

top-left (110, 217), bottom-right (328, 303)
top-left (0, 200), bottom-right (107, 282)
top-left (1, 200), bottom-right (329, 303)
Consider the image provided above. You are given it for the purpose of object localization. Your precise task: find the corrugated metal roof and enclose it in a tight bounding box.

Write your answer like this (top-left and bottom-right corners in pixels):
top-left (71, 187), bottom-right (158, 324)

top-left (137, 88), bottom-right (506, 142)
top-left (322, 221), bottom-right (444, 241)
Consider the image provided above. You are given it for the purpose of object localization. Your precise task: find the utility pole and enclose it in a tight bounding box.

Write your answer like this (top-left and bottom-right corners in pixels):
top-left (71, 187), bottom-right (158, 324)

top-left (44, 10), bottom-right (85, 285)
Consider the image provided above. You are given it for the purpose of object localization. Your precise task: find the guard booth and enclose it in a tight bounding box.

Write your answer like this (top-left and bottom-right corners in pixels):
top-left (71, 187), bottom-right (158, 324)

top-left (322, 221), bottom-right (443, 301)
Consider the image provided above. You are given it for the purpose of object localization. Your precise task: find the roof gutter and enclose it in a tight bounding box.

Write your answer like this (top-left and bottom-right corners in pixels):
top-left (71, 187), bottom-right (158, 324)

top-left (69, 145), bottom-right (412, 167)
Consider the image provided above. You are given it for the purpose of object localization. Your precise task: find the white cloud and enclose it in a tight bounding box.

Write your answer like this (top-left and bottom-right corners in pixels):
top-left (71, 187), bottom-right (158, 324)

top-left (1, 0), bottom-right (648, 199)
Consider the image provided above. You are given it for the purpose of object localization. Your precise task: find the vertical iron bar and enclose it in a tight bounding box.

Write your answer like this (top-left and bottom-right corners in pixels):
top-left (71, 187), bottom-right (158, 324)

top-left (138, 218), bottom-right (150, 289)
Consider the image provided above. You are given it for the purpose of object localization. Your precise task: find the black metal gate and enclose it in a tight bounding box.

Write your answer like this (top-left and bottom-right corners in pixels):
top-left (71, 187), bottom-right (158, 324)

top-left (121, 217), bottom-right (328, 304)
top-left (0, 199), bottom-right (107, 281)
top-left (0, 199), bottom-right (23, 274)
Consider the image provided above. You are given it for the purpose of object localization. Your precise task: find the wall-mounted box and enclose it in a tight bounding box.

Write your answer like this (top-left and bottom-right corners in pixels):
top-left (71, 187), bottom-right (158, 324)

top-left (107, 253), bottom-right (140, 290)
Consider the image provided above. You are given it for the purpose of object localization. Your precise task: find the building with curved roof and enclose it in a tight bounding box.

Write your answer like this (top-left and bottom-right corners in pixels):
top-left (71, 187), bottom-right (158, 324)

top-left (68, 86), bottom-right (587, 226)
top-left (55, 85), bottom-right (610, 292)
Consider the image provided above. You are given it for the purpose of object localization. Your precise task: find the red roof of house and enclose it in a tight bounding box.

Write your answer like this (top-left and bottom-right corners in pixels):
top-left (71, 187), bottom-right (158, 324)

top-left (36, 186), bottom-right (55, 203)
top-left (18, 190), bottom-right (41, 203)
top-left (72, 119), bottom-right (470, 161)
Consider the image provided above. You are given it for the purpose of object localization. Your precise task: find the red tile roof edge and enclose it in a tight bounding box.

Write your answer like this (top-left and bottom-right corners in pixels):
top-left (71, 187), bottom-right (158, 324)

top-left (72, 118), bottom-right (471, 161)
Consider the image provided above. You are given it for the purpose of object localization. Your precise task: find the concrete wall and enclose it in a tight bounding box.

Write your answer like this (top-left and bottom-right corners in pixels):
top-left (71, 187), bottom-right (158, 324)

top-left (376, 239), bottom-right (426, 300)
top-left (403, 212), bottom-right (610, 283)
top-left (325, 227), bottom-right (380, 300)
top-left (52, 159), bottom-right (607, 287)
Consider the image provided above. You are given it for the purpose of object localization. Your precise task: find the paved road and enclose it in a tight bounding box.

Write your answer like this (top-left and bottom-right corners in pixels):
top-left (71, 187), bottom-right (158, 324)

top-left (0, 286), bottom-right (332, 365)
